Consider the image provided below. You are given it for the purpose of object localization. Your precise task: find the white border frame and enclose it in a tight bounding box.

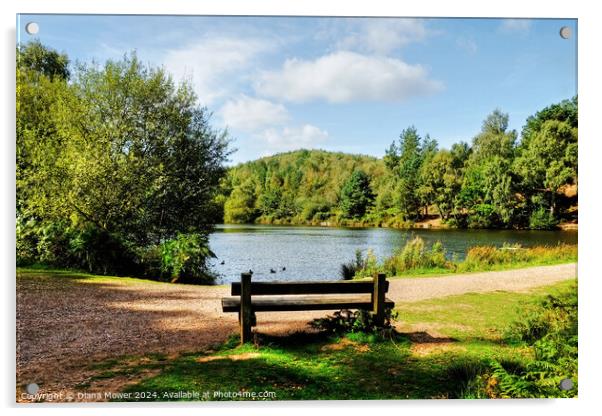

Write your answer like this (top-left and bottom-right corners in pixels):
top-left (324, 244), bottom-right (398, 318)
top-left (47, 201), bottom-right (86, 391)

top-left (3, 1), bottom-right (600, 415)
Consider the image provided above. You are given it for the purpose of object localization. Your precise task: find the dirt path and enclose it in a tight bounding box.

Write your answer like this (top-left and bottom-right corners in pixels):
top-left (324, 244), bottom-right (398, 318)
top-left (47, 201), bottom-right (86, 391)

top-left (16, 263), bottom-right (576, 401)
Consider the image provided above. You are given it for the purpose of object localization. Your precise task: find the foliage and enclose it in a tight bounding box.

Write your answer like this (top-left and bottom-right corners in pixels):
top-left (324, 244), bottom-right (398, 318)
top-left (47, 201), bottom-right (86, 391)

top-left (349, 237), bottom-right (576, 278)
top-left (159, 233), bottom-right (216, 284)
top-left (221, 149), bottom-right (389, 225)
top-left (384, 237), bottom-right (451, 275)
top-left (458, 243), bottom-right (576, 272)
top-left (514, 98), bottom-right (578, 219)
top-left (17, 40), bottom-right (70, 80)
top-left (352, 249), bottom-right (381, 278)
top-left (220, 99), bottom-right (577, 230)
top-left (385, 127), bottom-right (433, 219)
top-left (339, 249), bottom-right (365, 280)
top-left (488, 283), bottom-right (578, 398)
top-left (339, 170), bottom-right (375, 218)
top-left (310, 308), bottom-right (398, 334)
top-left (529, 207), bottom-right (559, 230)
top-left (16, 42), bottom-right (230, 282)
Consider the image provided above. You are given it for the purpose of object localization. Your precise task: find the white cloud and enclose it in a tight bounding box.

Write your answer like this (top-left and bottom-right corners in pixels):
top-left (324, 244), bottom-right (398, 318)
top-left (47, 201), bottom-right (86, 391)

top-left (500, 19), bottom-right (532, 33)
top-left (336, 18), bottom-right (429, 55)
top-left (255, 51), bottom-right (443, 103)
top-left (162, 37), bottom-right (270, 105)
top-left (257, 124), bottom-right (329, 154)
top-left (220, 95), bottom-right (289, 132)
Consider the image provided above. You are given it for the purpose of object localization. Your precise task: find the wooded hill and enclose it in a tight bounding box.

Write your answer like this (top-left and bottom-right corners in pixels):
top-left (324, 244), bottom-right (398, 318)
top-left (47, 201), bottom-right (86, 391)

top-left (219, 99), bottom-right (578, 230)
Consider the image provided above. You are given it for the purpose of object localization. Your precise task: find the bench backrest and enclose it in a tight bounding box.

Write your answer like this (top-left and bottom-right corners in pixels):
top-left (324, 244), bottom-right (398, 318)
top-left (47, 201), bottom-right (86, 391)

top-left (231, 277), bottom-right (388, 296)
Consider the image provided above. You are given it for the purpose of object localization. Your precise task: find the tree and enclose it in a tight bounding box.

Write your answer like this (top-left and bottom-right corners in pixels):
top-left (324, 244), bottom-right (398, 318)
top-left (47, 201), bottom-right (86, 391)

top-left (417, 134), bottom-right (439, 216)
top-left (459, 110), bottom-right (518, 228)
top-left (420, 150), bottom-right (463, 220)
top-left (521, 96), bottom-right (577, 147)
top-left (17, 44), bottom-right (231, 279)
top-left (514, 97), bottom-right (578, 222)
top-left (393, 126), bottom-right (423, 219)
top-left (17, 40), bottom-right (70, 80)
top-left (339, 170), bottom-right (375, 219)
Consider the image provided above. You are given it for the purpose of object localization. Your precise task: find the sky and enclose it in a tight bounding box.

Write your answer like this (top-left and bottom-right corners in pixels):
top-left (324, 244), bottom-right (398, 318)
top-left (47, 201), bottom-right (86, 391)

top-left (17, 15), bottom-right (577, 164)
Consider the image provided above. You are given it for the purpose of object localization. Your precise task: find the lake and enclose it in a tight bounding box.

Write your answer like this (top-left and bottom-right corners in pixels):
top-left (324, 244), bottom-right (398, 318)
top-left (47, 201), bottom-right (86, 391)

top-left (208, 224), bottom-right (577, 284)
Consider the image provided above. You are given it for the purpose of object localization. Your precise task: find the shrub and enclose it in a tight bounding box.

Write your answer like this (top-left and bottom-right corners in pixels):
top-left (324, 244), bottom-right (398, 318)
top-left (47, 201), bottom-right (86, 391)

top-left (529, 207), bottom-right (559, 230)
top-left (17, 219), bottom-right (139, 275)
top-left (67, 226), bottom-right (139, 275)
top-left (300, 201), bottom-right (331, 222)
top-left (446, 359), bottom-right (491, 399)
top-left (159, 233), bottom-right (217, 284)
top-left (340, 249), bottom-right (365, 280)
top-left (455, 282), bottom-right (578, 398)
top-left (16, 216), bottom-right (42, 266)
top-left (310, 307), bottom-right (398, 335)
top-left (353, 249), bottom-right (381, 278)
top-left (383, 237), bottom-right (452, 275)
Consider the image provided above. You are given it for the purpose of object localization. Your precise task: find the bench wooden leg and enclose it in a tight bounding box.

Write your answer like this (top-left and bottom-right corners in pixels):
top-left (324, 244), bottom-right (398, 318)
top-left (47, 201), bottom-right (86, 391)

top-left (372, 273), bottom-right (386, 326)
top-left (240, 272), bottom-right (253, 344)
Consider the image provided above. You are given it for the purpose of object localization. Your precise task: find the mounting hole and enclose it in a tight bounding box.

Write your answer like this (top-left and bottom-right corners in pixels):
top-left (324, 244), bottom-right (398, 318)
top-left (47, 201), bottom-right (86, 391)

top-left (559, 378), bottom-right (574, 391)
top-left (25, 383), bottom-right (39, 395)
top-left (559, 26), bottom-right (571, 39)
top-left (25, 22), bottom-right (39, 35)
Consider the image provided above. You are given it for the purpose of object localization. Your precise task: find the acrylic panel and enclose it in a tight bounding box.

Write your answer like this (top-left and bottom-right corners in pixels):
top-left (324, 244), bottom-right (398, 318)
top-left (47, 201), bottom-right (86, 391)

top-left (16, 14), bottom-right (578, 402)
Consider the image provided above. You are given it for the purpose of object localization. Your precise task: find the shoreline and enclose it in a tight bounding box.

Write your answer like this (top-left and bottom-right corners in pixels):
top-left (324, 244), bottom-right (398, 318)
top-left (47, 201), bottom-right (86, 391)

top-left (219, 219), bottom-right (579, 232)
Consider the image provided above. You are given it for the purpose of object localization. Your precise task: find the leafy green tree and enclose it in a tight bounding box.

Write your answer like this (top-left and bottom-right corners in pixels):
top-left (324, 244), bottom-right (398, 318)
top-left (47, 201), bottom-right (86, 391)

top-left (420, 150), bottom-right (463, 220)
top-left (17, 44), bottom-right (230, 280)
top-left (223, 179), bottom-right (258, 223)
top-left (459, 110), bottom-right (518, 227)
top-left (339, 170), bottom-right (375, 219)
top-left (392, 126), bottom-right (424, 219)
top-left (514, 98), bottom-right (578, 221)
top-left (417, 134), bottom-right (439, 216)
top-left (521, 96), bottom-right (577, 146)
top-left (17, 40), bottom-right (70, 80)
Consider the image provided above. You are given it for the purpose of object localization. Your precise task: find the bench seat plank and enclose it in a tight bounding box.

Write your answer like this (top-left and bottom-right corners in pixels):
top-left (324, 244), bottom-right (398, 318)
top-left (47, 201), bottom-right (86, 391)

top-left (230, 279), bottom-right (388, 295)
top-left (222, 294), bottom-right (394, 312)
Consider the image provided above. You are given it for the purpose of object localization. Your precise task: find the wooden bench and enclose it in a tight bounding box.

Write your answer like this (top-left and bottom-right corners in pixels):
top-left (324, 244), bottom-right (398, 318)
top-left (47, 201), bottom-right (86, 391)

top-left (221, 273), bottom-right (394, 343)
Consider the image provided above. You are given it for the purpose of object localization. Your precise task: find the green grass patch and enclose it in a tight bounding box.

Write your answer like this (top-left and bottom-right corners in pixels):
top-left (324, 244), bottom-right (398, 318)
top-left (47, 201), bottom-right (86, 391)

top-left (16, 267), bottom-right (227, 288)
top-left (397, 279), bottom-right (575, 340)
top-left (350, 237), bottom-right (576, 279)
top-left (101, 280), bottom-right (575, 401)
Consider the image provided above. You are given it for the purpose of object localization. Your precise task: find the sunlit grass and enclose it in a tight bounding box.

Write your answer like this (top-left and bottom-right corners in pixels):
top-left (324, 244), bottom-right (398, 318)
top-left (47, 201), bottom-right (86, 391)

top-left (94, 280), bottom-right (575, 401)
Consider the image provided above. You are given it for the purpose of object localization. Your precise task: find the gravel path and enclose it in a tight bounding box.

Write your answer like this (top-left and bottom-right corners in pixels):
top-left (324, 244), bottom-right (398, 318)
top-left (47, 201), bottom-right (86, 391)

top-left (388, 263), bottom-right (577, 303)
top-left (16, 263), bottom-right (576, 401)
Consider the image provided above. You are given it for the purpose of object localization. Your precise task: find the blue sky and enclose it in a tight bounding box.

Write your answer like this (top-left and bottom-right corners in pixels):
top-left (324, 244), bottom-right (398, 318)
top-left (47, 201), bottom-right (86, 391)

top-left (18, 15), bottom-right (577, 164)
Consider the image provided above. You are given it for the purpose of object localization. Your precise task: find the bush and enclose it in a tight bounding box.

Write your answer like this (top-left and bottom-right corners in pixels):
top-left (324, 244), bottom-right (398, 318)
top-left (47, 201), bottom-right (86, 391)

top-left (310, 308), bottom-right (398, 335)
top-left (159, 233), bottom-right (217, 284)
top-left (455, 282), bottom-right (578, 398)
top-left (353, 249), bottom-right (381, 278)
top-left (383, 237), bottom-right (452, 275)
top-left (67, 226), bottom-right (139, 275)
top-left (300, 201), bottom-right (331, 222)
top-left (529, 207), bottom-right (559, 230)
top-left (17, 218), bottom-right (139, 275)
top-left (340, 249), bottom-right (365, 280)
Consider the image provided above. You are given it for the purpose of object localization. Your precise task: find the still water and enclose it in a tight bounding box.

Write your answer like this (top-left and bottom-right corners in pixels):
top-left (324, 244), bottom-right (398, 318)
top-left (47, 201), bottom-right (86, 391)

top-left (209, 224), bottom-right (577, 283)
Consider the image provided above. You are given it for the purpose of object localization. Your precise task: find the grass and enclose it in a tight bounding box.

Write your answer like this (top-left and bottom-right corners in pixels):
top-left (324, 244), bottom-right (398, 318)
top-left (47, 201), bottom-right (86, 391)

top-left (16, 267), bottom-right (230, 288)
top-left (87, 279), bottom-right (576, 401)
top-left (351, 237), bottom-right (577, 279)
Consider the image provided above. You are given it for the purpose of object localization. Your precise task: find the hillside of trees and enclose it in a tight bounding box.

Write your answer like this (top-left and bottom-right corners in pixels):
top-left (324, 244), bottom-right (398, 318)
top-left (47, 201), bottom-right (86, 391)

top-left (221, 99), bottom-right (578, 230)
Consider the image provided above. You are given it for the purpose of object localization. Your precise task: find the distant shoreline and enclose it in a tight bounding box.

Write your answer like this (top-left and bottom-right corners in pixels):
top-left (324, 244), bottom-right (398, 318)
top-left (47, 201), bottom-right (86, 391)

top-left (219, 219), bottom-right (578, 232)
